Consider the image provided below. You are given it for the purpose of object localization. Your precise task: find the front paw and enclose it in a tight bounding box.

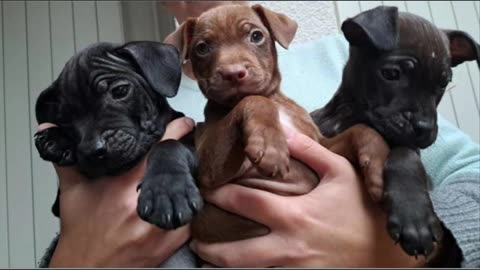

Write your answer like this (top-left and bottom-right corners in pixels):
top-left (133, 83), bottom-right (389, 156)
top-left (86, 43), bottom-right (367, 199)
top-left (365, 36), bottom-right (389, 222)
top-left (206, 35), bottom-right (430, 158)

top-left (356, 131), bottom-right (389, 202)
top-left (34, 128), bottom-right (76, 166)
top-left (244, 126), bottom-right (289, 179)
top-left (385, 191), bottom-right (443, 257)
top-left (137, 174), bottom-right (203, 230)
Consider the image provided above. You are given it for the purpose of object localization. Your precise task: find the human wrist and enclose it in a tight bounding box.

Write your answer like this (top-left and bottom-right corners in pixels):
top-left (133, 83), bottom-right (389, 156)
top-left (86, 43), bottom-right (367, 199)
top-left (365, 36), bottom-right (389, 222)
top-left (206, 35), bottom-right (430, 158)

top-left (48, 236), bottom-right (89, 268)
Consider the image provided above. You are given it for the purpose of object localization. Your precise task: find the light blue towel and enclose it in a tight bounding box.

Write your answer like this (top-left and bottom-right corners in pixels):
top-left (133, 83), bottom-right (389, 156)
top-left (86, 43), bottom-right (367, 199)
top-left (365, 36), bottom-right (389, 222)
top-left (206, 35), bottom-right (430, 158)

top-left (168, 33), bottom-right (480, 188)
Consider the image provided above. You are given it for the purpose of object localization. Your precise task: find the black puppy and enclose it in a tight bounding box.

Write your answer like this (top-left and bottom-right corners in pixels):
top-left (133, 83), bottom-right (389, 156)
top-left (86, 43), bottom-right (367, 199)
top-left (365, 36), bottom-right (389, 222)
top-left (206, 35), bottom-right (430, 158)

top-left (311, 6), bottom-right (479, 263)
top-left (34, 41), bottom-right (202, 267)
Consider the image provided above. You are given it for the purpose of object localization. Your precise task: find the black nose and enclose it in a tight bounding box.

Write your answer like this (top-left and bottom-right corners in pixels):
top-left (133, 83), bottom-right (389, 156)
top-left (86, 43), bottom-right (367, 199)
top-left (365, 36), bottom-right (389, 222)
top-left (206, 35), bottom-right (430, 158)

top-left (79, 138), bottom-right (107, 162)
top-left (92, 140), bottom-right (107, 160)
top-left (413, 120), bottom-right (435, 133)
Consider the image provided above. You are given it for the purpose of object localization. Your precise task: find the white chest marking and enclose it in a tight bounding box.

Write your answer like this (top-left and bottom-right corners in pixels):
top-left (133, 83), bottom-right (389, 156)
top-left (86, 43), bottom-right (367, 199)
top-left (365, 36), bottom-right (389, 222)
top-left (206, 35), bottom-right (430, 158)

top-left (279, 107), bottom-right (297, 131)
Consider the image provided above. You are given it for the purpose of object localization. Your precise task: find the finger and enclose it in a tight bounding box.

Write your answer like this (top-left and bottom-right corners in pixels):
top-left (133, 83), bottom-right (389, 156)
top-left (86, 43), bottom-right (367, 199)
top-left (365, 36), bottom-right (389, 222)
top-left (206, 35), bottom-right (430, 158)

top-left (190, 235), bottom-right (284, 268)
top-left (160, 117), bottom-right (195, 141)
top-left (152, 225), bottom-right (192, 264)
top-left (282, 126), bottom-right (343, 176)
top-left (37, 122), bottom-right (58, 132)
top-left (204, 184), bottom-right (287, 227)
top-left (54, 164), bottom-right (85, 191)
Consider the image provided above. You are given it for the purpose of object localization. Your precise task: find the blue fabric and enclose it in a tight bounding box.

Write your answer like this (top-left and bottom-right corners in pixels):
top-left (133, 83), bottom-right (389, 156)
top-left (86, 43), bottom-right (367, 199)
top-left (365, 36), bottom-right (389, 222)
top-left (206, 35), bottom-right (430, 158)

top-left (169, 33), bottom-right (480, 189)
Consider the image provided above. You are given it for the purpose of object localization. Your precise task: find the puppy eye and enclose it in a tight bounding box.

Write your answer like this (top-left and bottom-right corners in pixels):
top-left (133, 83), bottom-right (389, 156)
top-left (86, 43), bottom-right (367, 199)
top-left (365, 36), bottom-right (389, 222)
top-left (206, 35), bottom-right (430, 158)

top-left (195, 42), bottom-right (211, 56)
top-left (111, 85), bottom-right (130, 100)
top-left (250, 30), bottom-right (264, 44)
top-left (381, 67), bottom-right (401, 81)
top-left (402, 60), bottom-right (416, 70)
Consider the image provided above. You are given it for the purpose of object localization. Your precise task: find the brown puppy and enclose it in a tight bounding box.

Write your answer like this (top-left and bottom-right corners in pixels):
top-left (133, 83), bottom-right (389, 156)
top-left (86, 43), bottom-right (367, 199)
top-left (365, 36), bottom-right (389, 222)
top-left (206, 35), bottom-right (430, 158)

top-left (166, 4), bottom-right (389, 243)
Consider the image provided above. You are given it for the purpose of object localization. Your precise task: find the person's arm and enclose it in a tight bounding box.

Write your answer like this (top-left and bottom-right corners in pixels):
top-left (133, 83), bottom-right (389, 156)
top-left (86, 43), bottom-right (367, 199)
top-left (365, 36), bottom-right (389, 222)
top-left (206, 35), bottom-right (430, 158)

top-left (44, 117), bottom-right (195, 268)
top-left (422, 115), bottom-right (480, 268)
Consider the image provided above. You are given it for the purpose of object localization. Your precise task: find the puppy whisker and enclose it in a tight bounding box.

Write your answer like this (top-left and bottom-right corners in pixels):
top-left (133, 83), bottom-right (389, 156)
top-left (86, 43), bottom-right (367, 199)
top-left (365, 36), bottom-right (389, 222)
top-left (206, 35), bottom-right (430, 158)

top-left (445, 84), bottom-right (456, 93)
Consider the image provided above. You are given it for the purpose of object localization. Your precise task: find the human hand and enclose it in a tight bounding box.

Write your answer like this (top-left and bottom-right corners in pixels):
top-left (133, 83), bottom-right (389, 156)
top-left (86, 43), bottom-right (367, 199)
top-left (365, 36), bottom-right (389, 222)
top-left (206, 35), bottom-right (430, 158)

top-left (44, 117), bottom-right (195, 268)
top-left (190, 127), bottom-right (426, 267)
top-left (160, 1), bottom-right (249, 24)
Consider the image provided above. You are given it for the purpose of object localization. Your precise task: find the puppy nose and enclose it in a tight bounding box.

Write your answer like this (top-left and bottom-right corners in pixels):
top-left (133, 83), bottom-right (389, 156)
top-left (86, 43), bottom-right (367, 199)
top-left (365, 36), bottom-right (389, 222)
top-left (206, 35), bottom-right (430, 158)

top-left (92, 140), bottom-right (107, 160)
top-left (79, 138), bottom-right (107, 161)
top-left (218, 65), bottom-right (248, 82)
top-left (413, 120), bottom-right (434, 133)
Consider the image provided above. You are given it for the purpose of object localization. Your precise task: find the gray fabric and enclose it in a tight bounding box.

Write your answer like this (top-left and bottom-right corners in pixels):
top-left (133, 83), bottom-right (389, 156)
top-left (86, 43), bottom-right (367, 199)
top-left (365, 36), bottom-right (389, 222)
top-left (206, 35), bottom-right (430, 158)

top-left (37, 235), bottom-right (199, 268)
top-left (38, 233), bottom-right (59, 268)
top-left (158, 243), bottom-right (199, 268)
top-left (431, 177), bottom-right (480, 268)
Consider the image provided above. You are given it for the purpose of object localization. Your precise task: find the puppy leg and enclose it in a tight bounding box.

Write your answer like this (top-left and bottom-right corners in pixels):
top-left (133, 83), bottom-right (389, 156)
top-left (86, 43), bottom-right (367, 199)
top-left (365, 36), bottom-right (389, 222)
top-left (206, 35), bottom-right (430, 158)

top-left (241, 96), bottom-right (290, 179)
top-left (320, 124), bottom-right (389, 201)
top-left (34, 127), bottom-right (76, 166)
top-left (383, 147), bottom-right (443, 258)
top-left (137, 139), bottom-right (203, 230)
top-left (198, 96), bottom-right (289, 188)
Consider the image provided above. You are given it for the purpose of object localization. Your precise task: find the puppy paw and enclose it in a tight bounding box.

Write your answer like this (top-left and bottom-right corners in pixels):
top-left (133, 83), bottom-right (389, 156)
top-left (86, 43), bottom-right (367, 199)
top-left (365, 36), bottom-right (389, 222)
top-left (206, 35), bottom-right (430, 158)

top-left (244, 126), bottom-right (289, 179)
top-left (34, 128), bottom-right (76, 166)
top-left (385, 191), bottom-right (443, 258)
top-left (358, 151), bottom-right (388, 202)
top-left (137, 173), bottom-right (203, 230)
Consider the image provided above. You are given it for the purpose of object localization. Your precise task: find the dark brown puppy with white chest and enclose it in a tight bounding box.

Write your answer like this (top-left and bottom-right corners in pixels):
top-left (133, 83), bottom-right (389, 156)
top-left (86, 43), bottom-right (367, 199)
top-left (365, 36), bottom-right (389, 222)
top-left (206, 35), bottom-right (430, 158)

top-left (167, 4), bottom-right (390, 243)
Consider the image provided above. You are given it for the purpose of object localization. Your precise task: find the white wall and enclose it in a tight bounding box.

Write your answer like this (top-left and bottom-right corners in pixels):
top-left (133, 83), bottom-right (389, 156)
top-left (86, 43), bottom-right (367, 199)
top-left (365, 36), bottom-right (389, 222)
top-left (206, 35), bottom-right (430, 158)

top-left (253, 1), bottom-right (339, 43)
top-left (0, 1), bottom-right (124, 267)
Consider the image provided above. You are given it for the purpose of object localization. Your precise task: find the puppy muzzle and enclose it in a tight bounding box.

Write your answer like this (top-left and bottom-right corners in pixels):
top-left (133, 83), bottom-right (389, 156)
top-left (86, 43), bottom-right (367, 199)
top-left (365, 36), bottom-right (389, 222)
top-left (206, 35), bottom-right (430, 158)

top-left (367, 110), bottom-right (437, 148)
top-left (77, 129), bottom-right (138, 168)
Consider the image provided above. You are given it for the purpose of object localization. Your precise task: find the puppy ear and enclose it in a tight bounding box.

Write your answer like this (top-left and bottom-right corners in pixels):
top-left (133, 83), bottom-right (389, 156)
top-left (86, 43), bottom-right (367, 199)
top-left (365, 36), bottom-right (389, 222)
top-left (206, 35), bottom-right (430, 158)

top-left (443, 30), bottom-right (480, 68)
top-left (252, 4), bottom-right (298, 49)
top-left (163, 18), bottom-right (197, 61)
top-left (119, 41), bottom-right (182, 98)
top-left (341, 6), bottom-right (399, 51)
top-left (35, 80), bottom-right (60, 124)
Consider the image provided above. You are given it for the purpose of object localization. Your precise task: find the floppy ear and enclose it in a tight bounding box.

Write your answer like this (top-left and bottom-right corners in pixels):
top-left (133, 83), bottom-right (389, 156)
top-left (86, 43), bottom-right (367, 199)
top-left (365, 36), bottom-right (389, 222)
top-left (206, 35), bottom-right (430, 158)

top-left (35, 80), bottom-right (60, 125)
top-left (163, 18), bottom-right (197, 62)
top-left (341, 5), bottom-right (399, 51)
top-left (252, 4), bottom-right (298, 49)
top-left (443, 30), bottom-right (480, 68)
top-left (118, 41), bottom-right (182, 98)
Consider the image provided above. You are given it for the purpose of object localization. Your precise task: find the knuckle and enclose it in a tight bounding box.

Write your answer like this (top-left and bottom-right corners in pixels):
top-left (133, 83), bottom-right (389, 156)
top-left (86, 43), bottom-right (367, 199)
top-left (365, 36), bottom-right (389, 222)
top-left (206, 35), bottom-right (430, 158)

top-left (278, 237), bottom-right (308, 265)
top-left (335, 155), bottom-right (352, 169)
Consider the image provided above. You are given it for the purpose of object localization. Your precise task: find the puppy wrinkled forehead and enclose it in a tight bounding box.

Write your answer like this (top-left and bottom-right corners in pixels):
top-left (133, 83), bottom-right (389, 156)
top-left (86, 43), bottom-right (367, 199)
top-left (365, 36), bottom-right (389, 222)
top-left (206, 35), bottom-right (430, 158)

top-left (195, 5), bottom-right (266, 40)
top-left (398, 13), bottom-right (450, 67)
top-left (57, 42), bottom-right (133, 102)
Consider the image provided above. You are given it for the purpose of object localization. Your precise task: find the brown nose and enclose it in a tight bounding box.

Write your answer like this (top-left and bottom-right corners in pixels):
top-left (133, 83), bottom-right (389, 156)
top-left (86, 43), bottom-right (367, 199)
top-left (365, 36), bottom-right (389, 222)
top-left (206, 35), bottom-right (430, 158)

top-left (218, 64), bottom-right (248, 82)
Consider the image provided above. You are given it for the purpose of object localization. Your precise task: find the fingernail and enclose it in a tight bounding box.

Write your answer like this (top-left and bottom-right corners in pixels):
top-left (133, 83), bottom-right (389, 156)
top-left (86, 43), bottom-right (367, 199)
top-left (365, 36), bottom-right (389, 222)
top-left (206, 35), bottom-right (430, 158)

top-left (37, 123), bottom-right (58, 132)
